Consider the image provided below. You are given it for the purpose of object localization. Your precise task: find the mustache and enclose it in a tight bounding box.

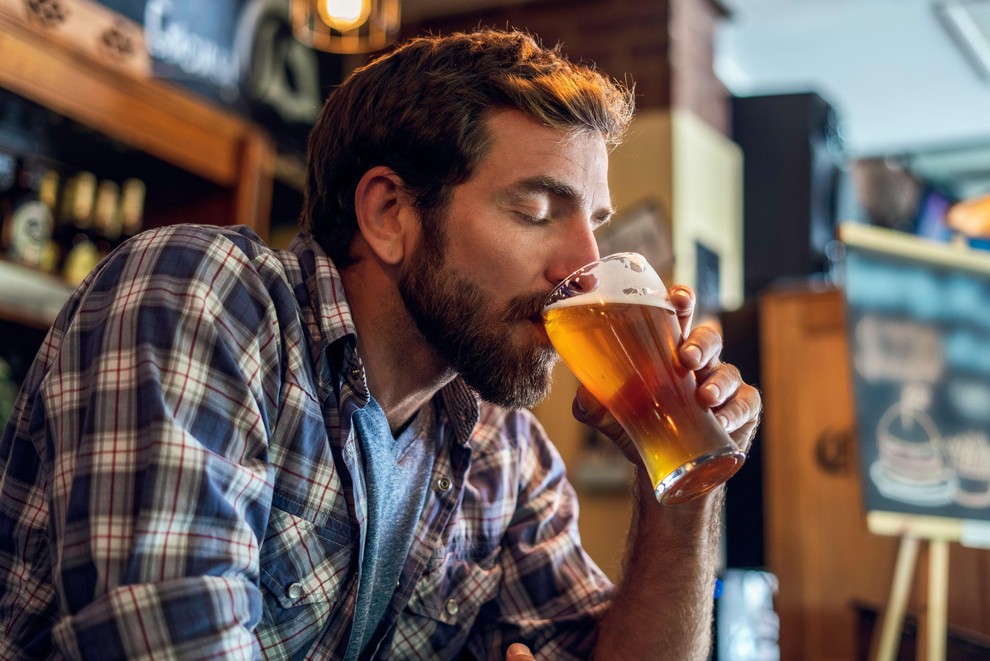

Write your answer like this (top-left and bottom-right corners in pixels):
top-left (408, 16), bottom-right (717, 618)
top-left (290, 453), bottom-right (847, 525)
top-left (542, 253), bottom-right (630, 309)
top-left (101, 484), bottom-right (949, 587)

top-left (504, 291), bottom-right (551, 322)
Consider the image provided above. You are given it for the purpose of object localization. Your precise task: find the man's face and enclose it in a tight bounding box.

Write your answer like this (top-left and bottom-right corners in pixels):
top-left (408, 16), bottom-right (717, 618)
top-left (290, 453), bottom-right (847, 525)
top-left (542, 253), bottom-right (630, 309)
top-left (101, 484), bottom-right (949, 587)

top-left (398, 110), bottom-right (613, 409)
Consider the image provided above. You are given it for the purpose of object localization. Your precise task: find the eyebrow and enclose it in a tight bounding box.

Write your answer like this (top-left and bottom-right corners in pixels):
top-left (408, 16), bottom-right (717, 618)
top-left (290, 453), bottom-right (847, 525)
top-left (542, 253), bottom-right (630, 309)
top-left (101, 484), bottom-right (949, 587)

top-left (508, 175), bottom-right (616, 225)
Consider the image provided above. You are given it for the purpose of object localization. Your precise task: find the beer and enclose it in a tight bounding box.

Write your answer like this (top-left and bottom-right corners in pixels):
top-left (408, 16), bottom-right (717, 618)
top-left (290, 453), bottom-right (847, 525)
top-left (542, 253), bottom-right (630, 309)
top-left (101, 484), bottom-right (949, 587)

top-left (542, 253), bottom-right (744, 505)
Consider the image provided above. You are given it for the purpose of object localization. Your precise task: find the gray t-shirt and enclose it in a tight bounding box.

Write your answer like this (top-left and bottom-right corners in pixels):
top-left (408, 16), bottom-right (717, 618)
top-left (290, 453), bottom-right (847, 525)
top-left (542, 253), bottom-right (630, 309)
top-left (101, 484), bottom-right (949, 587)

top-left (345, 397), bottom-right (436, 659)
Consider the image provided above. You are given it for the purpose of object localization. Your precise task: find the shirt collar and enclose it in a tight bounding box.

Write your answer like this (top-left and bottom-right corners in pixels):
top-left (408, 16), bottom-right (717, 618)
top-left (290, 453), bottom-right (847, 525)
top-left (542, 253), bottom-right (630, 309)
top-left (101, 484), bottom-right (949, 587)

top-left (289, 232), bottom-right (357, 352)
top-left (437, 379), bottom-right (480, 447)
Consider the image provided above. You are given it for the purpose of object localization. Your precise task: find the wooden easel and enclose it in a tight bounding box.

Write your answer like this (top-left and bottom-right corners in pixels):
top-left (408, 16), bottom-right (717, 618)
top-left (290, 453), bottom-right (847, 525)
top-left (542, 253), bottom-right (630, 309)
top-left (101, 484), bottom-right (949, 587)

top-left (867, 512), bottom-right (964, 661)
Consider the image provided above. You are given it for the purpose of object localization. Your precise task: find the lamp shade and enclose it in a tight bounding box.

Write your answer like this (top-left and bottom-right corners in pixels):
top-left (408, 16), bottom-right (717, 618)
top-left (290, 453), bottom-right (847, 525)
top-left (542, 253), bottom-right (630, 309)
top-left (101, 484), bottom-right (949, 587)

top-left (290, 0), bottom-right (400, 54)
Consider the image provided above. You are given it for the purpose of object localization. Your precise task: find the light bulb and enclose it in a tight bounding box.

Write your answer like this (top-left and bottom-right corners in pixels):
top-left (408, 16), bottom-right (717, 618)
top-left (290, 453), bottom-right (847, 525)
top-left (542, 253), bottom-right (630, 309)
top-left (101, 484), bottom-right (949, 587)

top-left (317, 0), bottom-right (372, 32)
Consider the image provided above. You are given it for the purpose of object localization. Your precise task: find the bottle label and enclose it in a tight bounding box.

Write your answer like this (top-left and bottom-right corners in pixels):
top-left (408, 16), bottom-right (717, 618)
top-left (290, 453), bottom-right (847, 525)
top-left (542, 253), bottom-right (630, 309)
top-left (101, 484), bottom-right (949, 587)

top-left (7, 200), bottom-right (55, 268)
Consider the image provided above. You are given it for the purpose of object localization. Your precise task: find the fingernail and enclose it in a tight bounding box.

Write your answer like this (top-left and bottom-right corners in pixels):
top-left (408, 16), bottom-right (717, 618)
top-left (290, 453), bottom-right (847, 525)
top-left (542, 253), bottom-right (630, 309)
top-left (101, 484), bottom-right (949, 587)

top-left (684, 344), bottom-right (702, 365)
top-left (717, 414), bottom-right (729, 429)
top-left (507, 643), bottom-right (533, 658)
top-left (704, 383), bottom-right (721, 400)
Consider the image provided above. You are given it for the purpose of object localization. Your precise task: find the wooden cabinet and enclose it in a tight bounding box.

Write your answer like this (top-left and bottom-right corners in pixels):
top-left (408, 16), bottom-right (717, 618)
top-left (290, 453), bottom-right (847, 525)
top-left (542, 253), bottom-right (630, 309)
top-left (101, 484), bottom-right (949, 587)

top-left (0, 11), bottom-right (274, 232)
top-left (760, 286), bottom-right (990, 661)
top-left (0, 9), bottom-right (276, 329)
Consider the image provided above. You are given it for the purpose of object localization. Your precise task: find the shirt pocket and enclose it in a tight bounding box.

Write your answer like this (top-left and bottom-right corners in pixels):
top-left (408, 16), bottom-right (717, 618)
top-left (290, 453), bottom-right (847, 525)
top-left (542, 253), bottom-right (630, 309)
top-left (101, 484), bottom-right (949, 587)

top-left (403, 540), bottom-right (503, 632)
top-left (258, 492), bottom-right (356, 614)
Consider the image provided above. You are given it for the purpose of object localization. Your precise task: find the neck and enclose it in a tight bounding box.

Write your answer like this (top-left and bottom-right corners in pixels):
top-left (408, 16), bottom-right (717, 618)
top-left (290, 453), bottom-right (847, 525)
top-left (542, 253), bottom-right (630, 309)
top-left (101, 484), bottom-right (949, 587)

top-left (340, 259), bottom-right (454, 435)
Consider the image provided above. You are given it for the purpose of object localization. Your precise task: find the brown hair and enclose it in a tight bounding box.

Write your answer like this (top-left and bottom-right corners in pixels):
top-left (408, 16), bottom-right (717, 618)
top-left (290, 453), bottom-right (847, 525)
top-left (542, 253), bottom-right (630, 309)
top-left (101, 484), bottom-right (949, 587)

top-left (301, 28), bottom-right (635, 267)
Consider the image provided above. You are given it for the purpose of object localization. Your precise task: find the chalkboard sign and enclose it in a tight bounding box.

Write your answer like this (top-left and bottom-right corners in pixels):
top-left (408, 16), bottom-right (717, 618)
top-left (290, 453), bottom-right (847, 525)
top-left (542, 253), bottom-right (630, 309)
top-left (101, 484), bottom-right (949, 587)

top-left (841, 223), bottom-right (990, 521)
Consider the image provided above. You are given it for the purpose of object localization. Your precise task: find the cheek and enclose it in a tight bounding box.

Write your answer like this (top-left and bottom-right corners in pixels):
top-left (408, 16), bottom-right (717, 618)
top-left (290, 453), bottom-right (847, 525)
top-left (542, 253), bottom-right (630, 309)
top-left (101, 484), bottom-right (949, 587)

top-left (442, 205), bottom-right (554, 292)
top-left (449, 233), bottom-right (536, 286)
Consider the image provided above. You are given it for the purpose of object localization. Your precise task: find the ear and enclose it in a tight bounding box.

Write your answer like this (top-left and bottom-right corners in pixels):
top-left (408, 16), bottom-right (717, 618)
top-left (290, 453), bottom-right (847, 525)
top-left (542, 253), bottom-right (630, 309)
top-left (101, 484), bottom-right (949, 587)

top-left (353, 165), bottom-right (418, 266)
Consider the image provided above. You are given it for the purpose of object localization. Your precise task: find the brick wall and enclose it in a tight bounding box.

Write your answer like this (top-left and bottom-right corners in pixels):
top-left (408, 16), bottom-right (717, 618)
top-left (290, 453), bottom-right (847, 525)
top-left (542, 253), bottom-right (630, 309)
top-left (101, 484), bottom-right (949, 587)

top-left (403, 0), bottom-right (730, 133)
top-left (402, 0), bottom-right (672, 112)
top-left (670, 0), bottom-right (730, 134)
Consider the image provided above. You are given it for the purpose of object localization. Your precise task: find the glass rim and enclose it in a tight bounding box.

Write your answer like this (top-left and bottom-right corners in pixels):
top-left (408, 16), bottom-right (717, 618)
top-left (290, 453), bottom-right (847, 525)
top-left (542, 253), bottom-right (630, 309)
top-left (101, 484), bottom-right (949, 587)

top-left (543, 251), bottom-right (653, 309)
top-left (558, 251), bottom-right (646, 282)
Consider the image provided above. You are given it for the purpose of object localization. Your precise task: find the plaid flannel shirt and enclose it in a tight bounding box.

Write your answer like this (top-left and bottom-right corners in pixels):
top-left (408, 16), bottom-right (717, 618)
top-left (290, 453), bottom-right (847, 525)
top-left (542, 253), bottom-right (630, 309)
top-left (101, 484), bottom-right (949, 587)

top-left (0, 224), bottom-right (613, 660)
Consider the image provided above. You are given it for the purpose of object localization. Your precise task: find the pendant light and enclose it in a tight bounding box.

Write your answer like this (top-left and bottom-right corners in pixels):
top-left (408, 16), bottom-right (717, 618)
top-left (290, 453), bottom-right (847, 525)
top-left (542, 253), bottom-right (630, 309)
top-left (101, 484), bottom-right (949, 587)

top-left (290, 0), bottom-right (400, 54)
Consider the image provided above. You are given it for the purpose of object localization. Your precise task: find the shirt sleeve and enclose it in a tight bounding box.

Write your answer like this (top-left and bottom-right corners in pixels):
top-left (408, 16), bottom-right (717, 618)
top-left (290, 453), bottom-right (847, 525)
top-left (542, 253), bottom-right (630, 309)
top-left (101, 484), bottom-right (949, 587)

top-left (467, 409), bottom-right (616, 660)
top-left (10, 227), bottom-right (282, 658)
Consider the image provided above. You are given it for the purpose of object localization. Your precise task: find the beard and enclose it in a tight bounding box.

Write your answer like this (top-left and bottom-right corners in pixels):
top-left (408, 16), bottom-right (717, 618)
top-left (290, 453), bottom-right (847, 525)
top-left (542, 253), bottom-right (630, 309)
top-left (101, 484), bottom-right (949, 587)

top-left (398, 223), bottom-right (558, 410)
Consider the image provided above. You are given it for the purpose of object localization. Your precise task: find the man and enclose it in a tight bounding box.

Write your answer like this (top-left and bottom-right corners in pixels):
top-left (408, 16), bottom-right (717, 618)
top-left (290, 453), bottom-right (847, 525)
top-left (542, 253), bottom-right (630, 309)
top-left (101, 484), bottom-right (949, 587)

top-left (0, 29), bottom-right (761, 659)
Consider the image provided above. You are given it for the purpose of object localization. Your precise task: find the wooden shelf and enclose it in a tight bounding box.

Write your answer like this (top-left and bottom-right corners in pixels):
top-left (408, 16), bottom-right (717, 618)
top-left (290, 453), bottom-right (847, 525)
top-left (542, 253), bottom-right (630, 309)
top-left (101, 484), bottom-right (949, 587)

top-left (0, 259), bottom-right (73, 330)
top-left (0, 9), bottom-right (275, 234)
top-left (0, 6), bottom-right (279, 330)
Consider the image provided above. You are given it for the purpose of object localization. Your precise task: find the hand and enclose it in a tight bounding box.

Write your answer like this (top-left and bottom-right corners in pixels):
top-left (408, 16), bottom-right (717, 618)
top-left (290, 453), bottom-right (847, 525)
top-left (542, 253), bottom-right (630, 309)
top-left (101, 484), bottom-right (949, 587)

top-left (572, 285), bottom-right (762, 458)
top-left (506, 643), bottom-right (536, 660)
top-left (668, 285), bottom-right (762, 453)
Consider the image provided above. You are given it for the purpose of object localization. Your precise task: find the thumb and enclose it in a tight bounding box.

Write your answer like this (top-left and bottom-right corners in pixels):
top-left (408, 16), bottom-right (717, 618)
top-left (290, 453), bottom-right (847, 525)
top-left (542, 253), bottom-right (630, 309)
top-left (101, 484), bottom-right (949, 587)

top-left (506, 642), bottom-right (536, 660)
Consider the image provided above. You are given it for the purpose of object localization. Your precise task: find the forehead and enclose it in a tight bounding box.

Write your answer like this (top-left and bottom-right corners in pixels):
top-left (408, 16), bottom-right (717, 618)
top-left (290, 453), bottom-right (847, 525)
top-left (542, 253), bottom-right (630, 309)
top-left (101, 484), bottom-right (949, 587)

top-left (481, 108), bottom-right (606, 155)
top-left (474, 109), bottom-right (610, 194)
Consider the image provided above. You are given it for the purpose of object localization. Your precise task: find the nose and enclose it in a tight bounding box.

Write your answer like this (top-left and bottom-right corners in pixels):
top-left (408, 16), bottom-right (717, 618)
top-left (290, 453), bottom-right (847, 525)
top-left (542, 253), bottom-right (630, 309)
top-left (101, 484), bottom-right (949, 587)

top-left (545, 217), bottom-right (601, 286)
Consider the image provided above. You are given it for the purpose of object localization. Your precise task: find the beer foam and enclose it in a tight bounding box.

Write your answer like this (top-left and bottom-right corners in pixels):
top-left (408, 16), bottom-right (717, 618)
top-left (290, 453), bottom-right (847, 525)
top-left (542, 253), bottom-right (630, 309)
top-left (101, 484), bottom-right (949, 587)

top-left (544, 252), bottom-right (676, 311)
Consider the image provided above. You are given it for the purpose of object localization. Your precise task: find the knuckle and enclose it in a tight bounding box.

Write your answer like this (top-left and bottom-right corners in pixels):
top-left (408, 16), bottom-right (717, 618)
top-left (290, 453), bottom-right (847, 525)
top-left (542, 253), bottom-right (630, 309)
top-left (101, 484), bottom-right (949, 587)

top-left (697, 324), bottom-right (721, 343)
top-left (688, 326), bottom-right (723, 356)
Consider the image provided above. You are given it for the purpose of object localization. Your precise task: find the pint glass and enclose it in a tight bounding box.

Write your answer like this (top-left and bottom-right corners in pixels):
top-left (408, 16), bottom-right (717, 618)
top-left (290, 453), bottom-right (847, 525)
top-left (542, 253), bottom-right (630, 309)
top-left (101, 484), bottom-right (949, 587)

top-left (542, 252), bottom-right (744, 505)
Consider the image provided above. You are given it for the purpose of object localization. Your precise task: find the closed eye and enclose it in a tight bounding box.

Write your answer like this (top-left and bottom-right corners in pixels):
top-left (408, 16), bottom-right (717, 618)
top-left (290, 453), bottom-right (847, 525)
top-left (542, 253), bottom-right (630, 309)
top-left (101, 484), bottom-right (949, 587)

top-left (516, 211), bottom-right (552, 225)
top-left (592, 211), bottom-right (614, 231)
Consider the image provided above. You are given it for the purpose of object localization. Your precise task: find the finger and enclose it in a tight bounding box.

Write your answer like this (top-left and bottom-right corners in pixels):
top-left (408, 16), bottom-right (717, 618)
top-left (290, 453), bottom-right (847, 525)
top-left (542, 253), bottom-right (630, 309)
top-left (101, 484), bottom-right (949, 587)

top-left (669, 285), bottom-right (695, 337)
top-left (573, 385), bottom-right (606, 424)
top-left (506, 643), bottom-right (536, 660)
top-left (573, 386), bottom-right (623, 439)
top-left (695, 361), bottom-right (742, 408)
top-left (573, 386), bottom-right (641, 463)
top-left (679, 325), bottom-right (724, 372)
top-left (711, 382), bottom-right (763, 450)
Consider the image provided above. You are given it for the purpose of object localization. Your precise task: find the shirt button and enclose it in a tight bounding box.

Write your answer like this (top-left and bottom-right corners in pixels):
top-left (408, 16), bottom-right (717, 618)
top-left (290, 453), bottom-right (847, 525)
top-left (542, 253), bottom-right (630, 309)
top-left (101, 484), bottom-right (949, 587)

top-left (350, 367), bottom-right (362, 380)
top-left (287, 583), bottom-right (304, 599)
top-left (445, 598), bottom-right (459, 616)
top-left (435, 476), bottom-right (453, 493)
